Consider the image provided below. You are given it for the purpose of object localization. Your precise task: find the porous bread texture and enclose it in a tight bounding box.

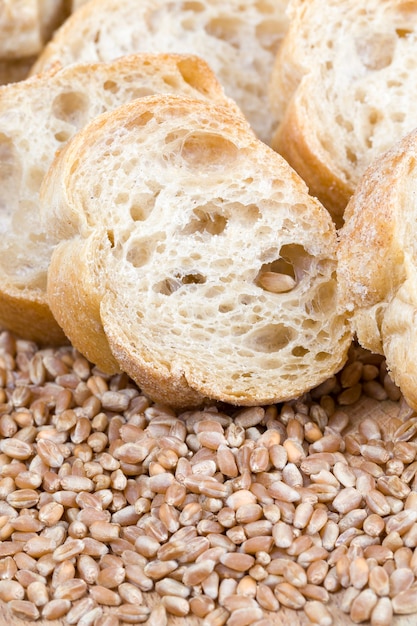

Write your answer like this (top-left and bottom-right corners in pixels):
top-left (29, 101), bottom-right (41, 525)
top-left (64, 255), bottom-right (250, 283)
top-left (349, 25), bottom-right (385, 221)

top-left (269, 0), bottom-right (417, 225)
top-left (41, 94), bottom-right (352, 409)
top-left (338, 128), bottom-right (417, 410)
top-left (30, 0), bottom-right (290, 144)
top-left (0, 52), bottom-right (239, 344)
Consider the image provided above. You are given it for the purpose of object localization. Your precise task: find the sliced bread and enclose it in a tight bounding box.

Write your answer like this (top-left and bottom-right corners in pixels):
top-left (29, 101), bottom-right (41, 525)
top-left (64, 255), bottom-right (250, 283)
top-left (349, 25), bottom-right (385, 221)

top-left (269, 0), bottom-right (417, 225)
top-left (41, 94), bottom-right (352, 409)
top-left (338, 128), bottom-right (417, 409)
top-left (0, 53), bottom-right (240, 344)
top-left (30, 0), bottom-right (290, 143)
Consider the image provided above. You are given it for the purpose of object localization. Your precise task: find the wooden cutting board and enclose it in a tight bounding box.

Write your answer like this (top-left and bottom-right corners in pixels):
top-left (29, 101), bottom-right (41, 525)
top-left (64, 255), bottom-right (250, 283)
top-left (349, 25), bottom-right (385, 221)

top-left (0, 395), bottom-right (416, 626)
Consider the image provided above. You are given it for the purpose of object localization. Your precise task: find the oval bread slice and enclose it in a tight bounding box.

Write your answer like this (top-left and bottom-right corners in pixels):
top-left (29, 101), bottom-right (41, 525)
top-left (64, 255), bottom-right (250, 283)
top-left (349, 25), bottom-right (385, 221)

top-left (41, 94), bottom-right (352, 408)
top-left (338, 128), bottom-right (417, 409)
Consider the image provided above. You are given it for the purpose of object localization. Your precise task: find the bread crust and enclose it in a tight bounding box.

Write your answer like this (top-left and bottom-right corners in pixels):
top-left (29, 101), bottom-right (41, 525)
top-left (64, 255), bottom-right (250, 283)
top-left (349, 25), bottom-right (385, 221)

top-left (338, 129), bottom-right (417, 408)
top-left (42, 94), bottom-right (352, 409)
top-left (0, 52), bottom-right (240, 344)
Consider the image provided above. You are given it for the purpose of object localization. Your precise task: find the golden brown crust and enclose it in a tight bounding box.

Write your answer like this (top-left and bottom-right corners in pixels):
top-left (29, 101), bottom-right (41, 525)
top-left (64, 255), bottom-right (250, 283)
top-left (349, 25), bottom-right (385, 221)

top-left (338, 128), bottom-right (417, 408)
top-left (0, 287), bottom-right (67, 346)
top-left (47, 236), bottom-right (120, 373)
top-left (271, 83), bottom-right (352, 227)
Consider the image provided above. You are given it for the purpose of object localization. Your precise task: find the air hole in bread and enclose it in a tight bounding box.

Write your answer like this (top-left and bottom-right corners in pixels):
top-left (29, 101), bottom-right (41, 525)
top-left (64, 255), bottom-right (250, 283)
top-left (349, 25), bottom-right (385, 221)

top-left (255, 20), bottom-right (284, 52)
top-left (355, 33), bottom-right (395, 70)
top-left (292, 346), bottom-right (309, 357)
top-left (182, 1), bottom-right (205, 11)
top-left (154, 272), bottom-right (207, 295)
top-left (246, 323), bottom-right (295, 353)
top-left (396, 28), bottom-right (412, 37)
top-left (182, 207), bottom-right (227, 236)
top-left (125, 239), bottom-right (155, 268)
top-left (103, 80), bottom-right (118, 93)
top-left (346, 147), bottom-right (357, 166)
top-left (315, 351), bottom-right (332, 362)
top-left (310, 281), bottom-right (337, 316)
top-left (54, 130), bottom-right (72, 143)
top-left (179, 133), bottom-right (238, 168)
top-left (130, 194), bottom-right (156, 222)
top-left (176, 58), bottom-right (209, 95)
top-left (52, 92), bottom-right (90, 127)
top-left (205, 17), bottom-right (242, 48)
top-left (106, 230), bottom-right (115, 248)
top-left (335, 115), bottom-right (353, 133)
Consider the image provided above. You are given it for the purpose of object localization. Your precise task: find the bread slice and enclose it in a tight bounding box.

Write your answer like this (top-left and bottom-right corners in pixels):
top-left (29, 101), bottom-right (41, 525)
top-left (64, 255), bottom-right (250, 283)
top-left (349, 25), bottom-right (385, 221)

top-left (41, 94), bottom-right (352, 409)
top-left (269, 0), bottom-right (417, 225)
top-left (30, 0), bottom-right (290, 143)
top-left (338, 128), bottom-right (417, 409)
top-left (0, 53), bottom-right (241, 344)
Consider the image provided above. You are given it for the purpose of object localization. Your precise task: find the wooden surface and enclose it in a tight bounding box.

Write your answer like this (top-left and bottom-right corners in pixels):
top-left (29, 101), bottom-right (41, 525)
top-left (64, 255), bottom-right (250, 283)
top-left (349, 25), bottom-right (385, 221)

top-left (0, 395), bottom-right (416, 626)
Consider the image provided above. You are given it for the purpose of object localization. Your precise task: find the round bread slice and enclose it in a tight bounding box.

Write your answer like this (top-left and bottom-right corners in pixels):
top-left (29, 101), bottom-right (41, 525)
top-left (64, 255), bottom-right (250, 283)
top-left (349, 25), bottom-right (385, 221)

top-left (30, 0), bottom-right (290, 144)
top-left (338, 128), bottom-right (417, 409)
top-left (41, 94), bottom-right (352, 409)
top-left (0, 52), bottom-right (240, 344)
top-left (269, 0), bottom-right (417, 225)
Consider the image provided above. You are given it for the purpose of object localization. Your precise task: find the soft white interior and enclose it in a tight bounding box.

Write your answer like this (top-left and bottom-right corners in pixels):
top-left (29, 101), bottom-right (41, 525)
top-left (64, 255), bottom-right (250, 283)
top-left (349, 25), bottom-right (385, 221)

top-left (32, 0), bottom-right (290, 142)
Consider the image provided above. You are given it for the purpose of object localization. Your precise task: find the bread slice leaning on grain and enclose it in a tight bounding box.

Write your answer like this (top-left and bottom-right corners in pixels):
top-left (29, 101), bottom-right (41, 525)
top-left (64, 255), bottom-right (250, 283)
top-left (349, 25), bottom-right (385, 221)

top-left (40, 94), bottom-right (353, 409)
top-left (269, 0), bottom-right (417, 225)
top-left (30, 0), bottom-right (290, 144)
top-left (0, 53), bottom-right (241, 345)
top-left (338, 128), bottom-right (417, 410)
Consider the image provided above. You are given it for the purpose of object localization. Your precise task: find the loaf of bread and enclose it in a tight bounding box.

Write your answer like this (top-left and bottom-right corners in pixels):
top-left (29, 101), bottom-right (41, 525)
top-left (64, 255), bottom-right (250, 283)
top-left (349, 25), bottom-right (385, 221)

top-left (338, 128), bottom-right (417, 409)
top-left (40, 93), bottom-right (352, 409)
top-left (269, 0), bottom-right (417, 225)
top-left (30, 0), bottom-right (289, 143)
top-left (0, 53), bottom-right (240, 344)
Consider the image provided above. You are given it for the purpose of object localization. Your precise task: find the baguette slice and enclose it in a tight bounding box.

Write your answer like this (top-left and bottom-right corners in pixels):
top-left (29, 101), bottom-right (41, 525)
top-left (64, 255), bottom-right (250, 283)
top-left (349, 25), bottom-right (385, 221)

top-left (269, 0), bottom-right (417, 225)
top-left (30, 0), bottom-right (289, 143)
top-left (41, 94), bottom-right (352, 409)
top-left (338, 128), bottom-right (417, 409)
top-left (0, 53), bottom-right (241, 344)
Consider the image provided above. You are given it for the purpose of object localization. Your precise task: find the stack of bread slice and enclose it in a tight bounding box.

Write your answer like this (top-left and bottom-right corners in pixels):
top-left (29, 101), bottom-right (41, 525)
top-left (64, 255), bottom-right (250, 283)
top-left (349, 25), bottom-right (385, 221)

top-left (0, 52), bottom-right (242, 346)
